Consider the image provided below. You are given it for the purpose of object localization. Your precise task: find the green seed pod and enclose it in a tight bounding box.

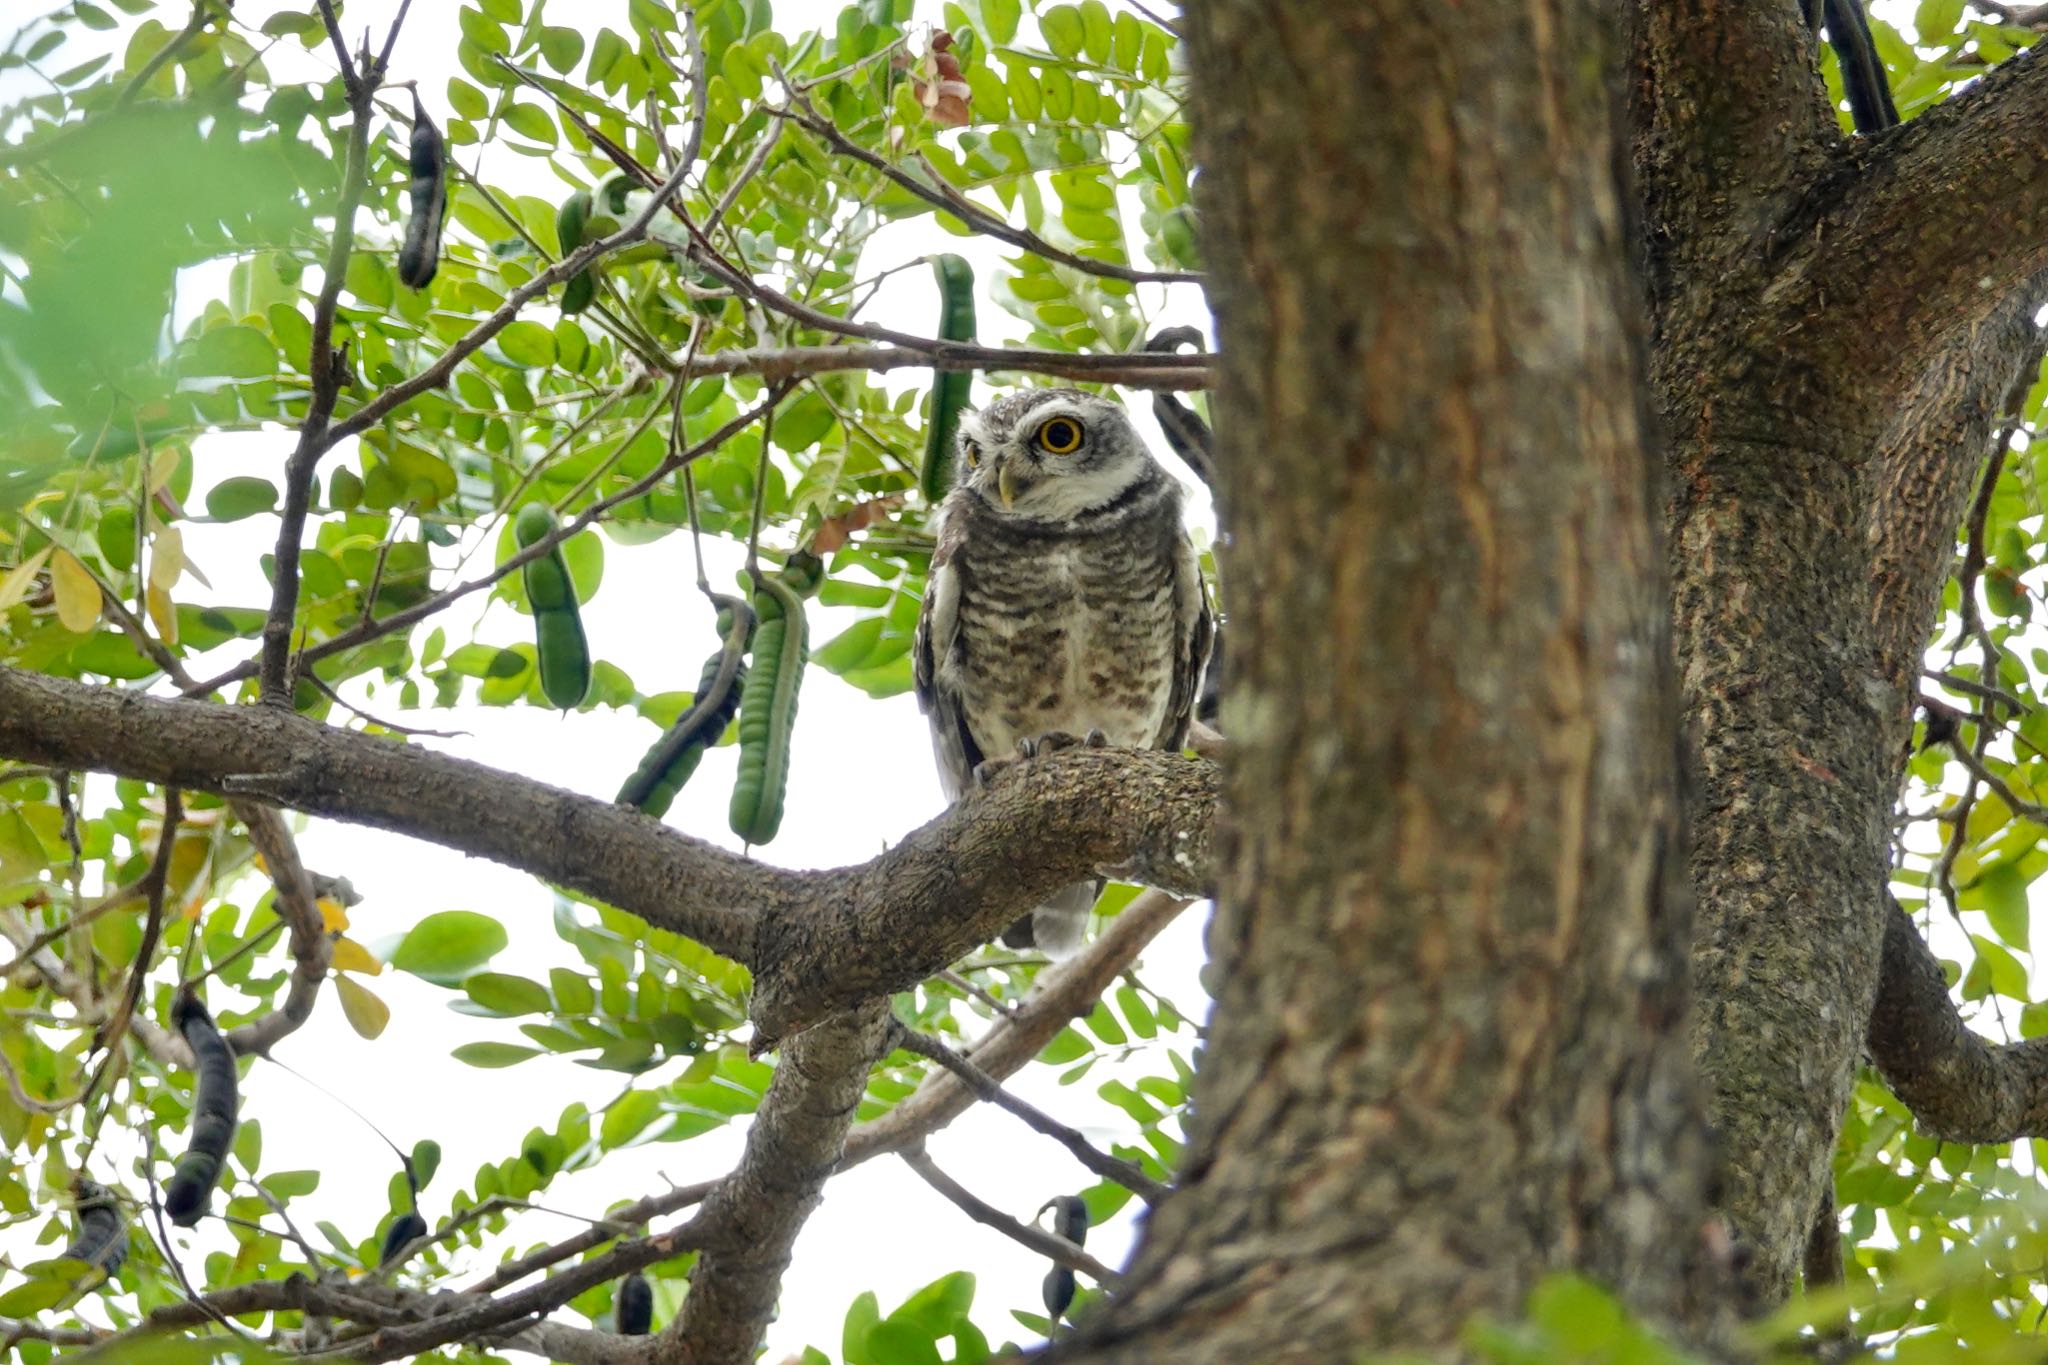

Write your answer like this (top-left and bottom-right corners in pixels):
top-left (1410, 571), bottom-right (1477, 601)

top-left (557, 190), bottom-right (598, 314)
top-left (619, 595), bottom-right (756, 816)
top-left (728, 571), bottom-right (811, 846)
top-left (163, 994), bottom-right (237, 1228)
top-left (921, 253), bottom-right (978, 504)
top-left (512, 504), bottom-right (592, 710)
top-left (397, 90), bottom-right (448, 290)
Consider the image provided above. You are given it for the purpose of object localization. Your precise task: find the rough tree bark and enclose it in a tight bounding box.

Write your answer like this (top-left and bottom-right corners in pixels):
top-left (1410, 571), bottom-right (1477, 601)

top-left (1633, 3), bottom-right (2048, 1303)
top-left (1056, 4), bottom-right (1721, 1359)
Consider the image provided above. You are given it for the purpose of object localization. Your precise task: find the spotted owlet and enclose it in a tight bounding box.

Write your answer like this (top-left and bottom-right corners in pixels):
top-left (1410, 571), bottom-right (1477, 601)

top-left (913, 388), bottom-right (1214, 956)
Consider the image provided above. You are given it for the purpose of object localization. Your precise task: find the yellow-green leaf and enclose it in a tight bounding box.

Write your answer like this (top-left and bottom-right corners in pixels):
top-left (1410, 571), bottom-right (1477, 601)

top-left (335, 974), bottom-right (390, 1040)
top-left (50, 549), bottom-right (101, 632)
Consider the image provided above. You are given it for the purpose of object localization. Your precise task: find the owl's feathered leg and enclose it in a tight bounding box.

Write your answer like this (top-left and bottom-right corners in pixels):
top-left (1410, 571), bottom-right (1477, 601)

top-left (1001, 879), bottom-right (1102, 958)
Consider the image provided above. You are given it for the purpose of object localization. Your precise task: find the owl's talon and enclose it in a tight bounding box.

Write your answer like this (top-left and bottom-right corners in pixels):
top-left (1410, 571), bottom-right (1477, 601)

top-left (1020, 731), bottom-right (1084, 758)
top-left (1084, 728), bottom-right (1107, 748)
top-left (972, 755), bottom-right (1015, 788)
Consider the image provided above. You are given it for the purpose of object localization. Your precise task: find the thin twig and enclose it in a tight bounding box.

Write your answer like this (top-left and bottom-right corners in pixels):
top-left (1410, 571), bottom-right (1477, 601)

top-left (777, 95), bottom-right (1199, 286)
top-left (260, 3), bottom-right (387, 702)
top-left (892, 1023), bottom-right (1168, 1202)
top-left (191, 386), bottom-right (790, 697)
top-left (86, 790), bottom-right (183, 1100)
top-left (899, 1144), bottom-right (1116, 1281)
top-left (114, 0), bottom-right (221, 107)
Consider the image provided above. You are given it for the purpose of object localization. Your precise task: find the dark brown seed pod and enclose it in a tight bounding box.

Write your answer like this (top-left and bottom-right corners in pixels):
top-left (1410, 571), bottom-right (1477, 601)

top-left (378, 1210), bottom-right (427, 1268)
top-left (61, 1179), bottom-right (127, 1277)
top-left (618, 594), bottom-right (755, 815)
top-left (163, 993), bottom-right (238, 1228)
top-left (615, 1270), bottom-right (654, 1334)
top-left (397, 88), bottom-right (448, 290)
top-left (1042, 1265), bottom-right (1077, 1321)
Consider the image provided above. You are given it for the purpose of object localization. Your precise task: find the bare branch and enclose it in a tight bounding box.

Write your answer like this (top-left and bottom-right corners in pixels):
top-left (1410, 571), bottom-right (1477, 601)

top-left (224, 802), bottom-right (333, 1057)
top-left (776, 100), bottom-right (1201, 287)
top-left (892, 1024), bottom-right (1168, 1202)
top-left (842, 889), bottom-right (1194, 1170)
top-left (900, 1144), bottom-right (1118, 1283)
top-left (1867, 896), bottom-right (2048, 1142)
top-left (663, 1005), bottom-right (890, 1364)
top-left (259, 34), bottom-right (381, 702)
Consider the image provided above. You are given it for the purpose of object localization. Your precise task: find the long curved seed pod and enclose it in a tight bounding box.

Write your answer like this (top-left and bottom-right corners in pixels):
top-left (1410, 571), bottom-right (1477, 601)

top-left (727, 566), bottom-right (815, 846)
top-left (557, 190), bottom-right (597, 314)
top-left (1144, 326), bottom-right (1215, 488)
top-left (513, 504), bottom-right (592, 710)
top-left (62, 1179), bottom-right (127, 1277)
top-left (163, 994), bottom-right (238, 1228)
top-left (615, 1270), bottom-right (654, 1335)
top-left (618, 593), bottom-right (756, 815)
top-left (397, 89), bottom-right (448, 291)
top-left (920, 253), bottom-right (977, 504)
top-left (378, 1209), bottom-right (428, 1269)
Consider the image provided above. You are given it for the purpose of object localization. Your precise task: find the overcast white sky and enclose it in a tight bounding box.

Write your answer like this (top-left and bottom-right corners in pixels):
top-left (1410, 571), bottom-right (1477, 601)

top-left (4, 0), bottom-right (1220, 1354)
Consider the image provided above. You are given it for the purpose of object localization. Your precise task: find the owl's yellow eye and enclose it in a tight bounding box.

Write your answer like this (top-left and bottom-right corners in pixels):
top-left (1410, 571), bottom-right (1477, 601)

top-left (1035, 417), bottom-right (1084, 454)
top-left (963, 441), bottom-right (980, 468)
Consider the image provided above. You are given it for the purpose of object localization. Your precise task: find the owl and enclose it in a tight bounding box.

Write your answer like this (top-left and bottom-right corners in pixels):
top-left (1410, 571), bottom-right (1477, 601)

top-left (913, 387), bottom-right (1214, 956)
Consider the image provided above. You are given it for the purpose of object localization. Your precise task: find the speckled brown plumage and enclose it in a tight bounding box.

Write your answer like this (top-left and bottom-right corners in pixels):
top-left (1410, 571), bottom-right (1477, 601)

top-left (914, 388), bottom-right (1212, 954)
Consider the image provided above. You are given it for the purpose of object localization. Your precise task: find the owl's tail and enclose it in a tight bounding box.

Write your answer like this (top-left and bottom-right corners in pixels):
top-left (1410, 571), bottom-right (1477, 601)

top-left (1000, 880), bottom-right (1102, 960)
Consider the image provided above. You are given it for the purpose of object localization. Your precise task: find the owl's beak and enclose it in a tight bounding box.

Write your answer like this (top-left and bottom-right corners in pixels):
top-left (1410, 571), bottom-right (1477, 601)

top-left (997, 462), bottom-right (1018, 508)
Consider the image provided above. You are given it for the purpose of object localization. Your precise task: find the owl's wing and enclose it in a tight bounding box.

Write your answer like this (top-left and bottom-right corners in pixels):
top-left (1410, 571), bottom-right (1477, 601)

top-left (914, 503), bottom-right (982, 801)
top-left (1156, 530), bottom-right (1214, 751)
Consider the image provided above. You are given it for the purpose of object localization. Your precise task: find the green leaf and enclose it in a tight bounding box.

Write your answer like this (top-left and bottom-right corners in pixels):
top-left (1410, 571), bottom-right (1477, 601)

top-left (981, 0), bottom-right (1020, 43)
top-left (866, 1321), bottom-right (943, 1365)
top-left (204, 476), bottom-right (279, 522)
top-left (183, 324), bottom-right (278, 378)
top-left (447, 76), bottom-right (490, 119)
top-left (1039, 4), bottom-right (1085, 59)
top-left (496, 320), bottom-right (558, 367)
top-left (452, 1041), bottom-right (542, 1068)
top-left (464, 972), bottom-right (554, 1016)
top-left (1977, 861), bottom-right (2030, 947)
top-left (538, 25), bottom-right (586, 72)
top-left (389, 910), bottom-right (509, 981)
top-left (549, 967), bottom-right (597, 1013)
top-left (502, 101), bottom-right (558, 146)
top-left (600, 1089), bottom-right (662, 1147)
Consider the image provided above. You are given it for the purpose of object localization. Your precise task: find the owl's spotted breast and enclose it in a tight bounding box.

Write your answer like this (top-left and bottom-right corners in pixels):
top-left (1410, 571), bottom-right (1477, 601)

top-left (949, 515), bottom-right (1185, 760)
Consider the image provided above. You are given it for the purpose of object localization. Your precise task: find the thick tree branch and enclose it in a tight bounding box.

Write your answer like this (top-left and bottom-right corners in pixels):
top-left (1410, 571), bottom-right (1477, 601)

top-left (1627, 0), bottom-right (1838, 296)
top-left (660, 1005), bottom-right (890, 1365)
top-left (1782, 49), bottom-right (2048, 426)
top-left (1866, 897), bottom-right (2048, 1143)
top-left (0, 669), bottom-right (1217, 1036)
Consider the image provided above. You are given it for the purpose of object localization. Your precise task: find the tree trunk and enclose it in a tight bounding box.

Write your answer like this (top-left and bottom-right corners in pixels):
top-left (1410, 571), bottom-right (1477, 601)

top-left (1059, 4), bottom-right (1721, 1357)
